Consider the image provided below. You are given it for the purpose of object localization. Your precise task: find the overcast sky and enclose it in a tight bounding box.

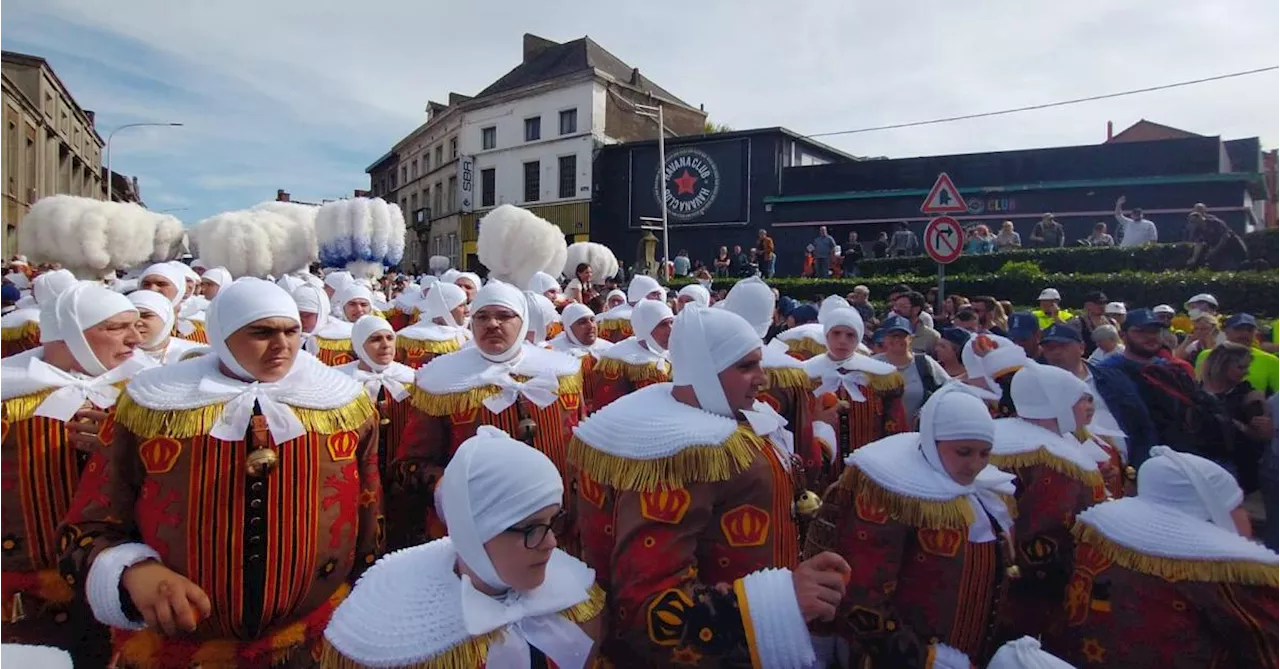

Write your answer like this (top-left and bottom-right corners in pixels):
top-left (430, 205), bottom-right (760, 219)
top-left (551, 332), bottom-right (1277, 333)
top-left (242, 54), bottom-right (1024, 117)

top-left (4, 0), bottom-right (1276, 223)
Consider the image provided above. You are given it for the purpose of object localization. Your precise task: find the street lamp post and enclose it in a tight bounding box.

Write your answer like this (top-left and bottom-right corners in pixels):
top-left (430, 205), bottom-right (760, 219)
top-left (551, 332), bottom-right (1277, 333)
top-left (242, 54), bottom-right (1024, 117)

top-left (104, 122), bottom-right (183, 200)
top-left (632, 103), bottom-right (669, 280)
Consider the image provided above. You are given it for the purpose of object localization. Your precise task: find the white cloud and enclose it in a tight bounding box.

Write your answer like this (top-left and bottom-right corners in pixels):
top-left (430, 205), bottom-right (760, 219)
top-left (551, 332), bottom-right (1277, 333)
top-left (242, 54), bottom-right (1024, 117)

top-left (3, 0), bottom-right (1275, 224)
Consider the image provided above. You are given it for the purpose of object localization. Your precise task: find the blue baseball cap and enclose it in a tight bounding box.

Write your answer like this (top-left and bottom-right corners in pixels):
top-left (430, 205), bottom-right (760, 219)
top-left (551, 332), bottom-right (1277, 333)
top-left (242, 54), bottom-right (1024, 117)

top-left (790, 304), bottom-right (819, 325)
top-left (880, 315), bottom-right (913, 335)
top-left (1041, 322), bottom-right (1083, 344)
top-left (0, 283), bottom-right (19, 303)
top-left (1007, 312), bottom-right (1040, 341)
top-left (777, 296), bottom-right (798, 318)
top-left (1224, 313), bottom-right (1258, 330)
top-left (939, 326), bottom-right (972, 349)
top-left (1122, 308), bottom-right (1167, 331)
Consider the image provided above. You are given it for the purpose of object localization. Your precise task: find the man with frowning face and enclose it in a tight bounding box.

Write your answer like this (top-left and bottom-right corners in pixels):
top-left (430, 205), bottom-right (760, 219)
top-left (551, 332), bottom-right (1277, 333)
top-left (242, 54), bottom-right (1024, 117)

top-left (58, 277), bottom-right (384, 667)
top-left (1, 282), bottom-right (147, 666)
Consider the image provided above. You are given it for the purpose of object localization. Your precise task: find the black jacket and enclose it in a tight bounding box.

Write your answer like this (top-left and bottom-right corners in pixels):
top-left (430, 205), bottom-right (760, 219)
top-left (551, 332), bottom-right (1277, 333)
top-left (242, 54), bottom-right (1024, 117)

top-left (1092, 358), bottom-right (1166, 467)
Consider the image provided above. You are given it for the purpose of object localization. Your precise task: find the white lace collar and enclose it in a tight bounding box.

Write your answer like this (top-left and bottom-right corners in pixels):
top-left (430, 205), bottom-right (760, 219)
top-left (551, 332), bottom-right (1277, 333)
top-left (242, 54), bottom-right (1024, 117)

top-left (336, 360), bottom-right (416, 401)
top-left (776, 322), bottom-right (823, 344)
top-left (416, 344), bottom-right (580, 396)
top-left (0, 307), bottom-right (38, 327)
top-left (313, 319), bottom-right (354, 341)
top-left (598, 336), bottom-right (667, 368)
top-left (1, 347), bottom-right (145, 402)
top-left (573, 383), bottom-right (740, 460)
top-left (596, 303), bottom-right (632, 322)
top-left (135, 337), bottom-right (204, 367)
top-left (992, 418), bottom-right (1101, 473)
top-left (547, 332), bottom-right (613, 359)
top-left (1077, 497), bottom-right (1279, 567)
top-left (124, 349), bottom-right (364, 411)
top-left (323, 538), bottom-right (596, 667)
top-left (803, 351), bottom-right (897, 378)
top-left (397, 321), bottom-right (466, 343)
top-left (761, 342), bottom-right (804, 370)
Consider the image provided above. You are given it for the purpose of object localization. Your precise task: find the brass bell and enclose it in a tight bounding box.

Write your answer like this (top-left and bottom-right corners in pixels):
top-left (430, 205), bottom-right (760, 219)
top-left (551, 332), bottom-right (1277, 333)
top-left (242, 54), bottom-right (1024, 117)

top-left (1005, 565), bottom-right (1022, 580)
top-left (379, 416), bottom-right (392, 426)
top-left (246, 447), bottom-right (279, 477)
top-left (517, 417), bottom-right (538, 442)
top-left (795, 490), bottom-right (822, 518)
top-left (10, 592), bottom-right (26, 623)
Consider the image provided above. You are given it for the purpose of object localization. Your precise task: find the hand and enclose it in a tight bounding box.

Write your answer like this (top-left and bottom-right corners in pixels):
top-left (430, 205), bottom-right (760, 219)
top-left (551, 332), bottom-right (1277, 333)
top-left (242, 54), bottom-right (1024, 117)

top-left (121, 561), bottom-right (212, 636)
top-left (814, 394), bottom-right (845, 429)
top-left (1249, 415), bottom-right (1272, 436)
top-left (66, 408), bottom-right (109, 450)
top-left (1116, 195), bottom-right (1126, 205)
top-left (792, 551), bottom-right (850, 623)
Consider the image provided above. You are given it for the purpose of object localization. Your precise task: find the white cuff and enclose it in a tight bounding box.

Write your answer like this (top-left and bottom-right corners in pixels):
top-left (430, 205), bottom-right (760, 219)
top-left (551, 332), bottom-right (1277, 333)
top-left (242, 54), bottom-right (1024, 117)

top-left (87, 542), bottom-right (160, 630)
top-left (929, 642), bottom-right (971, 669)
top-left (736, 568), bottom-right (816, 669)
top-left (812, 422), bottom-right (837, 461)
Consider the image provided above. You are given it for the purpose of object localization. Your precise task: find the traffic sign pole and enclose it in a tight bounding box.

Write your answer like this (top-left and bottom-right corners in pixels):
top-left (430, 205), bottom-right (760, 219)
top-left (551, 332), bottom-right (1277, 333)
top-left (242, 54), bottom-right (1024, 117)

top-left (937, 263), bottom-right (946, 316)
top-left (921, 173), bottom-right (967, 313)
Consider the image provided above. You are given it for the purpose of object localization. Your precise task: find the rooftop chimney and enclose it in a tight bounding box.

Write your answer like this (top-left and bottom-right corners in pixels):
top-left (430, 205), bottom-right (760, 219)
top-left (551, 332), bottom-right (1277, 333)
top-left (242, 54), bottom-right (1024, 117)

top-left (1106, 120), bottom-right (1113, 142)
top-left (354, 189), bottom-right (371, 198)
top-left (131, 176), bottom-right (140, 201)
top-left (523, 34), bottom-right (558, 63)
top-left (630, 67), bottom-right (641, 85)
top-left (85, 110), bottom-right (96, 125)
top-left (277, 189), bottom-right (290, 202)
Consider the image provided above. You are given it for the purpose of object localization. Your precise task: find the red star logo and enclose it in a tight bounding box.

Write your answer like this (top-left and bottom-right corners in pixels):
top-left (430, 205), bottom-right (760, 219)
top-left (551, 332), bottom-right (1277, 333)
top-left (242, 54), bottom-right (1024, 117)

top-left (672, 169), bottom-right (698, 196)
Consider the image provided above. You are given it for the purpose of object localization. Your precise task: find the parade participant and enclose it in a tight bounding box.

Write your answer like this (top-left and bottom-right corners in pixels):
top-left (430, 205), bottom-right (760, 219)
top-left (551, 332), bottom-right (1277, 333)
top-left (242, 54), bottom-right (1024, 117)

top-left (394, 282), bottom-right (468, 369)
top-left (321, 427), bottom-right (605, 669)
top-left (675, 283), bottom-right (711, 313)
top-left (383, 282), bottom-right (421, 331)
top-left (128, 290), bottom-right (203, 367)
top-left (309, 283), bottom-right (375, 366)
top-left (991, 362), bottom-right (1108, 643)
top-left (59, 278), bottom-right (383, 669)
top-left (958, 333), bottom-right (1028, 418)
top-left (720, 277), bottom-right (822, 488)
top-left (1051, 447), bottom-right (1278, 667)
top-left (571, 305), bottom-right (850, 668)
top-left (323, 270), bottom-right (354, 301)
top-left (292, 282), bottom-right (331, 350)
top-left (525, 291), bottom-right (561, 345)
top-left (595, 275), bottom-right (662, 343)
top-left (586, 297), bottom-right (672, 410)
top-left (549, 303), bottom-right (613, 414)
top-left (2, 282), bottom-right (145, 666)
top-left (173, 262), bottom-right (213, 345)
top-left (602, 289), bottom-right (625, 311)
top-left (197, 267), bottom-right (231, 301)
top-left (804, 301), bottom-right (905, 481)
top-left (528, 271), bottom-right (563, 304)
top-left (336, 315), bottom-right (413, 491)
top-left (804, 386), bottom-right (1018, 668)
top-left (392, 280), bottom-right (582, 549)
top-left (1, 268), bottom-right (75, 357)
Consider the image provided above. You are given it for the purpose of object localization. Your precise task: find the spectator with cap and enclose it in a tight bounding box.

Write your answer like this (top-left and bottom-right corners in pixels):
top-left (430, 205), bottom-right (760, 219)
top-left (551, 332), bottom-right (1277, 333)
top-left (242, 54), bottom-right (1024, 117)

top-left (787, 303), bottom-right (819, 329)
top-left (1070, 290), bottom-right (1115, 356)
top-left (1153, 304), bottom-right (1177, 328)
top-left (872, 315), bottom-right (949, 424)
top-left (767, 296), bottom-right (797, 343)
top-left (1105, 302), bottom-right (1127, 327)
top-left (891, 291), bottom-right (941, 356)
top-left (1088, 324), bottom-right (1124, 363)
top-left (1008, 311), bottom-right (1044, 360)
top-left (1041, 322), bottom-right (1155, 466)
top-left (1113, 195), bottom-right (1158, 247)
top-left (935, 326), bottom-right (970, 378)
top-left (1032, 288), bottom-right (1073, 330)
top-left (1174, 292), bottom-right (1220, 334)
top-left (1195, 313), bottom-right (1280, 396)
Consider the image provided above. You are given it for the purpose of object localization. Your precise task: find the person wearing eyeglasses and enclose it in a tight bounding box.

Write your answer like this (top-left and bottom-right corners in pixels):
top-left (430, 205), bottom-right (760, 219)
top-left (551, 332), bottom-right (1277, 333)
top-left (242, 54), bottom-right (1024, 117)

top-left (323, 426), bottom-right (604, 668)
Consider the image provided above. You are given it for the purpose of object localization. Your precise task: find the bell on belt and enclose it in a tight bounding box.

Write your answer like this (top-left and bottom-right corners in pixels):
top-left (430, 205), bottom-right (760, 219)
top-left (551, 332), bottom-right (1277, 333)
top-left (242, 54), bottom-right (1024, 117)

top-left (517, 417), bottom-right (538, 442)
top-left (795, 490), bottom-right (822, 518)
top-left (246, 447), bottom-right (279, 477)
top-left (1005, 565), bottom-right (1022, 579)
top-left (9, 592), bottom-right (25, 623)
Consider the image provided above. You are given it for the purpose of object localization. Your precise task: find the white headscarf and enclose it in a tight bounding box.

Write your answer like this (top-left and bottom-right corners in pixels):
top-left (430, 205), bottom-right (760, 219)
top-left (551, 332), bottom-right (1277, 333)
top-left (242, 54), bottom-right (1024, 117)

top-left (324, 270), bottom-right (354, 293)
top-left (560, 303), bottom-right (595, 347)
top-left (524, 292), bottom-right (559, 345)
top-left (626, 275), bottom-right (662, 305)
top-left (988, 637), bottom-right (1074, 669)
top-left (454, 272), bottom-right (481, 298)
top-left (203, 277), bottom-right (308, 443)
top-left (676, 283), bottom-right (711, 310)
top-left (1139, 446), bottom-right (1243, 531)
top-left (960, 334), bottom-right (1027, 400)
top-left (470, 281), bottom-right (529, 363)
top-left (917, 385), bottom-right (1016, 542)
top-left (291, 283), bottom-right (331, 336)
top-left (527, 271), bottom-right (560, 296)
top-left (141, 262), bottom-right (187, 306)
top-left (333, 284), bottom-right (375, 323)
top-left (129, 289), bottom-right (177, 349)
top-left (604, 289), bottom-right (626, 308)
top-left (630, 298), bottom-right (674, 354)
top-left (720, 277), bottom-right (772, 338)
top-left (438, 426), bottom-right (590, 668)
top-left (202, 267), bottom-right (232, 289)
top-left (348, 315), bottom-right (412, 401)
top-left (423, 282), bottom-right (467, 328)
top-left (820, 304), bottom-right (865, 343)
top-left (670, 306), bottom-right (761, 418)
top-left (51, 283), bottom-right (137, 377)
top-left (173, 261), bottom-right (200, 294)
top-left (277, 274), bottom-right (305, 295)
top-left (1011, 362), bottom-right (1091, 434)
top-left (32, 269), bottom-right (76, 305)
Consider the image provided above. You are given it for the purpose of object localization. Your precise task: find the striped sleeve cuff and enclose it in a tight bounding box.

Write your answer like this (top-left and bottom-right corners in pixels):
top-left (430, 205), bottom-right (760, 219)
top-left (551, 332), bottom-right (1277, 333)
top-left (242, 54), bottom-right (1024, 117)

top-left (733, 568), bottom-right (816, 669)
top-left (87, 542), bottom-right (160, 630)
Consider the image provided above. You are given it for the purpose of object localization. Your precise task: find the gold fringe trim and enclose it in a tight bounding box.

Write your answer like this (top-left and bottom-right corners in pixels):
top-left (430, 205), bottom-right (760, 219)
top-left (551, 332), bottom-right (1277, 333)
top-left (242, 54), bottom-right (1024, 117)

top-left (841, 467), bottom-right (1017, 531)
top-left (115, 392), bottom-right (376, 439)
top-left (2, 389), bottom-right (56, 422)
top-left (594, 356), bottom-right (670, 383)
top-left (568, 426), bottom-right (763, 492)
top-left (784, 337), bottom-right (826, 357)
top-left (315, 585), bottom-right (605, 669)
top-left (1072, 523), bottom-right (1280, 587)
top-left (410, 374), bottom-right (582, 416)
top-left (990, 447), bottom-right (1106, 490)
top-left (865, 371), bottom-right (904, 392)
top-left (395, 336), bottom-right (461, 355)
top-left (0, 320), bottom-right (39, 341)
top-left (764, 366), bottom-right (812, 391)
top-left (313, 337), bottom-right (353, 351)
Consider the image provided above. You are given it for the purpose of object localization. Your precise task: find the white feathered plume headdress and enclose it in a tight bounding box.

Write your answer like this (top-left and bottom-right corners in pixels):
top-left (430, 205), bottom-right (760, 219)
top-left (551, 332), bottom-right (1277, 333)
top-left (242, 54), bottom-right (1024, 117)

top-left (251, 200), bottom-right (319, 273)
top-left (18, 195), bottom-right (184, 279)
top-left (563, 241), bottom-right (619, 282)
top-left (192, 207), bottom-right (315, 278)
top-left (314, 197), bottom-right (406, 280)
top-left (476, 204), bottom-right (567, 288)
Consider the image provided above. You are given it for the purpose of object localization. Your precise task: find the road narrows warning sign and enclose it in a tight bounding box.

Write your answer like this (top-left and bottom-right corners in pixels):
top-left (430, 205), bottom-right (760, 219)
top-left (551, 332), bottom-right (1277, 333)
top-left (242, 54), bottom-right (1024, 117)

top-left (920, 172), bottom-right (967, 214)
top-left (924, 216), bottom-right (965, 264)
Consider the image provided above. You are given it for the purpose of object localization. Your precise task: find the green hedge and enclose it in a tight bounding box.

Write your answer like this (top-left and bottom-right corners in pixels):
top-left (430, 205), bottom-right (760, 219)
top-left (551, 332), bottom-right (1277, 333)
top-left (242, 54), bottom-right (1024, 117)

top-left (855, 229), bottom-right (1278, 277)
top-left (671, 269), bottom-right (1280, 317)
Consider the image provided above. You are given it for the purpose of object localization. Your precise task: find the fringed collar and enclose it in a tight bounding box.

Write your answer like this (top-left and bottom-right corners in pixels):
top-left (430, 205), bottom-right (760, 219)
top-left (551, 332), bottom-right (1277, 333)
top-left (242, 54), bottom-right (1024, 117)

top-left (776, 322), bottom-right (823, 345)
top-left (804, 351), bottom-right (898, 379)
top-left (135, 338), bottom-right (204, 368)
top-left (596, 304), bottom-right (632, 324)
top-left (322, 538), bottom-right (602, 668)
top-left (1, 347), bottom-right (144, 402)
top-left (313, 319), bottom-right (354, 342)
top-left (547, 332), bottom-right (613, 359)
top-left (416, 344), bottom-right (581, 397)
top-left (1075, 497), bottom-right (1278, 585)
top-left (992, 418), bottom-right (1101, 474)
top-left (398, 321), bottom-right (467, 344)
top-left (598, 337), bottom-right (668, 368)
top-left (0, 307), bottom-right (39, 329)
top-left (124, 349), bottom-right (365, 411)
top-left (761, 343), bottom-right (804, 370)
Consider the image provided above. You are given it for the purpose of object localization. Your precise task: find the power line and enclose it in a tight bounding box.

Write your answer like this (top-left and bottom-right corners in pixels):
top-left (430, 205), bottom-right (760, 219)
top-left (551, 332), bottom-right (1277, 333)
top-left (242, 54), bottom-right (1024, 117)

top-left (805, 66), bottom-right (1278, 139)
